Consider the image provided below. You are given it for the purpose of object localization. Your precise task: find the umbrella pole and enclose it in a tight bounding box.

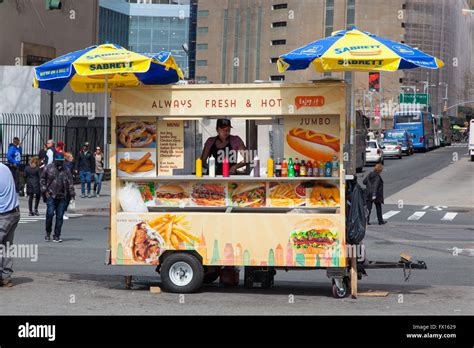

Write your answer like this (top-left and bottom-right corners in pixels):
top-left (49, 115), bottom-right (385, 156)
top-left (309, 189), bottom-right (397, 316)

top-left (104, 75), bottom-right (108, 169)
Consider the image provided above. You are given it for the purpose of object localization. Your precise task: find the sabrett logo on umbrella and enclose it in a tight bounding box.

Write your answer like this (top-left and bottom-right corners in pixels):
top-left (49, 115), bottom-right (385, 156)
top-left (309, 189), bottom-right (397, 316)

top-left (337, 59), bottom-right (384, 66)
top-left (89, 62), bottom-right (134, 71)
top-left (334, 45), bottom-right (381, 54)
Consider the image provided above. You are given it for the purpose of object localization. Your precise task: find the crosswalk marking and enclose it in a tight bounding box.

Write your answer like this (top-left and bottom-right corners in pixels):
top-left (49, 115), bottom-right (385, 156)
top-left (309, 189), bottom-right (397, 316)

top-left (407, 211), bottom-right (426, 220)
top-left (382, 210), bottom-right (401, 219)
top-left (18, 214), bottom-right (83, 225)
top-left (441, 212), bottom-right (458, 221)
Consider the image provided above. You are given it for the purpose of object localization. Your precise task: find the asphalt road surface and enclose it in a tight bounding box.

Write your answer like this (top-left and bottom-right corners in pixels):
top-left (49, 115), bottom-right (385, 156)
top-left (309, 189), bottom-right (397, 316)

top-left (2, 145), bottom-right (473, 315)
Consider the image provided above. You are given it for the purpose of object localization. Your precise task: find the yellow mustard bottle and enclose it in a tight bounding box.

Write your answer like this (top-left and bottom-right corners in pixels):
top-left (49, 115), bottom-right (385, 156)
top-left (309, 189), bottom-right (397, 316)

top-left (196, 158), bottom-right (202, 177)
top-left (267, 158), bottom-right (274, 177)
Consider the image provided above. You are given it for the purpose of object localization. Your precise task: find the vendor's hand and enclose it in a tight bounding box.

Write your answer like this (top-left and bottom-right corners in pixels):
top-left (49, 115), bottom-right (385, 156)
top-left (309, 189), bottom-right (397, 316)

top-left (229, 166), bottom-right (237, 175)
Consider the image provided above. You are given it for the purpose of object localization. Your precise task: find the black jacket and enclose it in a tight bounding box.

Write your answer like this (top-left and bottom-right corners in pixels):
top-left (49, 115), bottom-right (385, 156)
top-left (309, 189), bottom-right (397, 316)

top-left (76, 150), bottom-right (95, 172)
top-left (363, 171), bottom-right (384, 204)
top-left (40, 164), bottom-right (75, 199)
top-left (24, 165), bottom-right (41, 195)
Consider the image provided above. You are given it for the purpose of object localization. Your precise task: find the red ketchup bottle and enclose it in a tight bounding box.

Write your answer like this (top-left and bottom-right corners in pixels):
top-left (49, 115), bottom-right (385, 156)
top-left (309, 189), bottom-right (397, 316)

top-left (222, 157), bottom-right (230, 177)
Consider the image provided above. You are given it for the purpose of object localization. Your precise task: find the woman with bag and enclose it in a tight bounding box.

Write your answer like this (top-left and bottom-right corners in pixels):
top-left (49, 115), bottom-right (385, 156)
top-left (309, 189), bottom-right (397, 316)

top-left (24, 157), bottom-right (41, 216)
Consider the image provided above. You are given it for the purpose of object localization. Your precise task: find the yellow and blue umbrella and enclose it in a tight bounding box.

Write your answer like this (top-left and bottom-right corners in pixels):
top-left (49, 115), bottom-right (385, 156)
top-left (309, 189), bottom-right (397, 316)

top-left (33, 43), bottom-right (184, 92)
top-left (278, 27), bottom-right (444, 73)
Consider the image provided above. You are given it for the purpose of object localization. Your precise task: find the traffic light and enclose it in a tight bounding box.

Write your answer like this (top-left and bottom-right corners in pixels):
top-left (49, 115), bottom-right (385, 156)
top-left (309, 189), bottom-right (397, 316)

top-left (45, 0), bottom-right (61, 10)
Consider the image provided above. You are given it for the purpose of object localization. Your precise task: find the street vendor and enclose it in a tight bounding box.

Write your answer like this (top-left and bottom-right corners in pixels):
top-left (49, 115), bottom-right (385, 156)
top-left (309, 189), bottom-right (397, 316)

top-left (201, 119), bottom-right (248, 175)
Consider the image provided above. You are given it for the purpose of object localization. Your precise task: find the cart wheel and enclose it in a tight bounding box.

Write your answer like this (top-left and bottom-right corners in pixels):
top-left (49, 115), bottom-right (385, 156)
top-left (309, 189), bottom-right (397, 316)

top-left (160, 253), bottom-right (204, 293)
top-left (331, 278), bottom-right (350, 299)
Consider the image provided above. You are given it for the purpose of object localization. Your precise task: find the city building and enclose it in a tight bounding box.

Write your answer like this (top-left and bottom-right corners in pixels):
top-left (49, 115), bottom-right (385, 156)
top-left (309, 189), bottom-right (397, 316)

top-left (195, 0), bottom-right (473, 127)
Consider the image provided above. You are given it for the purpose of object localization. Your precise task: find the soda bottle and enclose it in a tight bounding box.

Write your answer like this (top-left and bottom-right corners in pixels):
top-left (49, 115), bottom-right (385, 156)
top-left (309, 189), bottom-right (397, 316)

top-left (306, 160), bottom-right (313, 176)
top-left (318, 161), bottom-right (325, 177)
top-left (288, 158), bottom-right (295, 177)
top-left (332, 155), bottom-right (339, 177)
top-left (281, 158), bottom-right (288, 177)
top-left (294, 158), bottom-right (300, 177)
top-left (325, 160), bottom-right (332, 177)
top-left (275, 158), bottom-right (282, 177)
top-left (299, 160), bottom-right (306, 176)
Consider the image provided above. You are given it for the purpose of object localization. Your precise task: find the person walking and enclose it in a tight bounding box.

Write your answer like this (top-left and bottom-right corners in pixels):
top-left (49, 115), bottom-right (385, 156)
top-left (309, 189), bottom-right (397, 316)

top-left (45, 139), bottom-right (56, 166)
top-left (63, 152), bottom-right (76, 220)
top-left (56, 141), bottom-right (65, 154)
top-left (38, 143), bottom-right (48, 167)
top-left (76, 142), bottom-right (95, 198)
top-left (363, 163), bottom-right (387, 225)
top-left (93, 146), bottom-right (104, 197)
top-left (40, 153), bottom-right (75, 242)
top-left (0, 163), bottom-right (20, 287)
top-left (24, 157), bottom-right (41, 216)
top-left (6, 137), bottom-right (22, 194)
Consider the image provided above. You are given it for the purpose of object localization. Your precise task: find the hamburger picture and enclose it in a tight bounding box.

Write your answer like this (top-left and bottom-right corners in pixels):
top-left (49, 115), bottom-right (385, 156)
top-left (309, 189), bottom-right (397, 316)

top-left (155, 184), bottom-right (189, 205)
top-left (191, 183), bottom-right (226, 206)
top-left (290, 218), bottom-right (338, 254)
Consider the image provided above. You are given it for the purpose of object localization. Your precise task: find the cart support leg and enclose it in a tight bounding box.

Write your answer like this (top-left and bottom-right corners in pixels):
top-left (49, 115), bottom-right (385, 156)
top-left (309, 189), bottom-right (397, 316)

top-left (350, 256), bottom-right (358, 298)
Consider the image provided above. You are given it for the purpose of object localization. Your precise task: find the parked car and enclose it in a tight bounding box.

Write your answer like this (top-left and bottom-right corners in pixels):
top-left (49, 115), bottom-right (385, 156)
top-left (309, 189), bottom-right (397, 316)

top-left (384, 129), bottom-right (414, 155)
top-left (366, 140), bottom-right (384, 164)
top-left (381, 140), bottom-right (402, 159)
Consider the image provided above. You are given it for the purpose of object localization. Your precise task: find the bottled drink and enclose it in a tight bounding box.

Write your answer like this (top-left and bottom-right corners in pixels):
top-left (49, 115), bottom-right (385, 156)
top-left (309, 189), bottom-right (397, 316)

top-left (294, 158), bottom-right (300, 177)
top-left (318, 161), bottom-right (325, 177)
top-left (267, 158), bottom-right (274, 177)
top-left (288, 158), bottom-right (295, 177)
top-left (325, 160), bottom-right (332, 177)
top-left (208, 155), bottom-right (216, 177)
top-left (299, 159), bottom-right (306, 176)
top-left (281, 158), bottom-right (288, 177)
top-left (253, 155), bottom-right (260, 177)
top-left (275, 158), bottom-right (282, 177)
top-left (332, 155), bottom-right (339, 177)
top-left (306, 160), bottom-right (313, 176)
top-left (222, 157), bottom-right (229, 177)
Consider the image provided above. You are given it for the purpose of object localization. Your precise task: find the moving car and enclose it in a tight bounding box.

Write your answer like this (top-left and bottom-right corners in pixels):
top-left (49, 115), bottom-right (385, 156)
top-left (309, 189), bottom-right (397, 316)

top-left (366, 140), bottom-right (384, 164)
top-left (381, 140), bottom-right (402, 159)
top-left (384, 129), bottom-right (413, 155)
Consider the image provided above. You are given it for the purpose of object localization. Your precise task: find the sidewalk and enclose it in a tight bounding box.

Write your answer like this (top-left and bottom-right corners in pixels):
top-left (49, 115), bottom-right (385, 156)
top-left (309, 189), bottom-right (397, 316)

top-left (385, 156), bottom-right (474, 208)
top-left (18, 180), bottom-right (111, 215)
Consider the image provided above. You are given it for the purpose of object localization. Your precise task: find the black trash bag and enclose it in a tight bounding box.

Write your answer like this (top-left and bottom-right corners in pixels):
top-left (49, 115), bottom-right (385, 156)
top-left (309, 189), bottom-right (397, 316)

top-left (346, 180), bottom-right (367, 244)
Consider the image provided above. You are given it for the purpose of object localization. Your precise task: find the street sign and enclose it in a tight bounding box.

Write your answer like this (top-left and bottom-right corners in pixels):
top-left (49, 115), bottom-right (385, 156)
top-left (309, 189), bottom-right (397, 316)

top-left (399, 93), bottom-right (429, 106)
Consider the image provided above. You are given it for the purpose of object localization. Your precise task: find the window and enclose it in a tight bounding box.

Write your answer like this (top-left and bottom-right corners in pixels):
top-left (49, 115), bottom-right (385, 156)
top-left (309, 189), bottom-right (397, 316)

top-left (272, 3), bottom-right (288, 10)
top-left (197, 60), bottom-right (208, 66)
top-left (270, 57), bottom-right (279, 63)
top-left (197, 27), bottom-right (208, 33)
top-left (271, 39), bottom-right (286, 45)
top-left (271, 21), bottom-right (287, 28)
top-left (270, 75), bottom-right (285, 81)
top-left (198, 10), bottom-right (209, 17)
top-left (197, 43), bottom-right (208, 50)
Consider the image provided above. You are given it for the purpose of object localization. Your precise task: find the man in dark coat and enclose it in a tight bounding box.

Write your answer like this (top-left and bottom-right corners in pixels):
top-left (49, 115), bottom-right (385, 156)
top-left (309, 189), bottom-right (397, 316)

top-left (363, 163), bottom-right (387, 225)
top-left (75, 142), bottom-right (95, 198)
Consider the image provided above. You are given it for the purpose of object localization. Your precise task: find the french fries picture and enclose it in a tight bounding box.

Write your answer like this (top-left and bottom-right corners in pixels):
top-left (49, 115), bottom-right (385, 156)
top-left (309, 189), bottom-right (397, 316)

top-left (147, 214), bottom-right (200, 249)
top-left (118, 152), bottom-right (155, 174)
top-left (269, 183), bottom-right (305, 207)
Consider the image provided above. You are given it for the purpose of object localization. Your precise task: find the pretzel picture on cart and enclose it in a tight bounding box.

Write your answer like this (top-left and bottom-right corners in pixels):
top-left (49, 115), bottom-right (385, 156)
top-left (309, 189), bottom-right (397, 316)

top-left (117, 120), bottom-right (157, 148)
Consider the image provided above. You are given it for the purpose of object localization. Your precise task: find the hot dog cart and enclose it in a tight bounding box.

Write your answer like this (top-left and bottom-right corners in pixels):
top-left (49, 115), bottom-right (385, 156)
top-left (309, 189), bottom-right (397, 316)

top-left (108, 82), bottom-right (357, 297)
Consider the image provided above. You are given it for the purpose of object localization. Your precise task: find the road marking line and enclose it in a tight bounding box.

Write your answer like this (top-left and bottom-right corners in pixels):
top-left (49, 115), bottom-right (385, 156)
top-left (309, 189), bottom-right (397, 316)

top-left (407, 211), bottom-right (426, 220)
top-left (441, 212), bottom-right (458, 221)
top-left (383, 210), bottom-right (400, 219)
top-left (422, 206), bottom-right (430, 210)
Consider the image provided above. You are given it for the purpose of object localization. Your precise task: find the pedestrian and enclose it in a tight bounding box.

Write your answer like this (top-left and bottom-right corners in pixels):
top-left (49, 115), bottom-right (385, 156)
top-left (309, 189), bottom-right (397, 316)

top-left (76, 142), bottom-right (95, 198)
top-left (93, 146), bottom-right (104, 198)
top-left (63, 152), bottom-right (76, 220)
top-left (56, 141), bottom-right (65, 154)
top-left (363, 163), bottom-right (387, 225)
top-left (0, 162), bottom-right (20, 287)
top-left (6, 137), bottom-right (22, 194)
top-left (38, 143), bottom-right (48, 167)
top-left (24, 157), bottom-right (41, 216)
top-left (367, 129), bottom-right (375, 140)
top-left (40, 153), bottom-right (75, 242)
top-left (45, 139), bottom-right (56, 165)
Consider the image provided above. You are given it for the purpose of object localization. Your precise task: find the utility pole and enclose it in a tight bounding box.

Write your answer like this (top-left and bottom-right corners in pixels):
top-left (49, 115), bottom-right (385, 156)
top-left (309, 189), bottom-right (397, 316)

top-left (49, 91), bottom-right (54, 140)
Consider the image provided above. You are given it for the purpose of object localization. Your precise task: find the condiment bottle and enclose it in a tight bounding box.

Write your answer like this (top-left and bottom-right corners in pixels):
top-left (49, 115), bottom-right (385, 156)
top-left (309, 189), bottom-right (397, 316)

top-left (288, 158), bottom-right (295, 177)
top-left (208, 155), bottom-right (216, 177)
top-left (294, 158), bottom-right (300, 177)
top-left (325, 160), bottom-right (332, 177)
top-left (332, 155), bottom-right (339, 177)
top-left (275, 158), bottom-right (282, 177)
top-left (222, 157), bottom-right (230, 177)
top-left (267, 158), bottom-right (274, 177)
top-left (281, 158), bottom-right (288, 177)
top-left (196, 158), bottom-right (202, 177)
top-left (318, 161), bottom-right (325, 177)
top-left (253, 155), bottom-right (260, 177)
top-left (306, 160), bottom-right (313, 176)
top-left (299, 159), bottom-right (306, 176)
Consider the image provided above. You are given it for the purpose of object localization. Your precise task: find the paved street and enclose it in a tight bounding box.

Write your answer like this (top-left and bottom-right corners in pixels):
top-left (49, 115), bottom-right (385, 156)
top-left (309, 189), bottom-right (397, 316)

top-left (1, 145), bottom-right (473, 315)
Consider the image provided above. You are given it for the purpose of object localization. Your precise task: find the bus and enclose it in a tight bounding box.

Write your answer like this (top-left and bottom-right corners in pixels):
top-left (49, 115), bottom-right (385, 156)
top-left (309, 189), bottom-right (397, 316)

top-left (393, 111), bottom-right (435, 151)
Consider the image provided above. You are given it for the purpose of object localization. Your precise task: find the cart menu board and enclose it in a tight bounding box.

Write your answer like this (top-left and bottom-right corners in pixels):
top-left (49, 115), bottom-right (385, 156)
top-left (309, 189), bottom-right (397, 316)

top-left (157, 120), bottom-right (184, 175)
